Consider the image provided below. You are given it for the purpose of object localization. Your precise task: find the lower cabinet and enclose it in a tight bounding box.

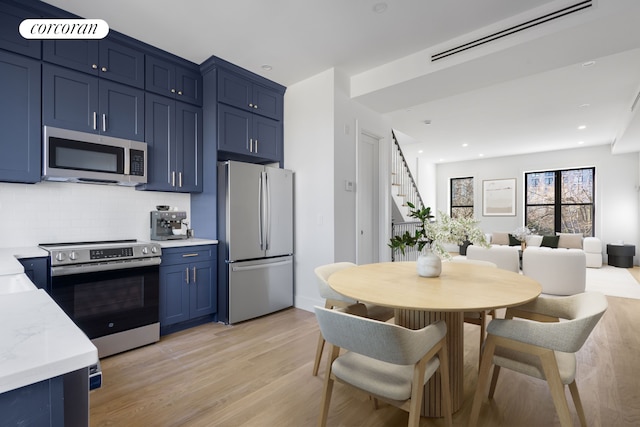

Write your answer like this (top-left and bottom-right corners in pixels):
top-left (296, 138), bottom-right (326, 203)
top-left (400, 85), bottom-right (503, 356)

top-left (18, 257), bottom-right (49, 290)
top-left (159, 245), bottom-right (216, 334)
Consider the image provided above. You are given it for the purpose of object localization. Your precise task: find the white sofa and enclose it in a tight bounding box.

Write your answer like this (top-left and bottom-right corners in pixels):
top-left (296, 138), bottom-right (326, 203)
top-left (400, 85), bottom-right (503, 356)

top-left (466, 245), bottom-right (520, 273)
top-left (488, 232), bottom-right (602, 268)
top-left (521, 246), bottom-right (586, 295)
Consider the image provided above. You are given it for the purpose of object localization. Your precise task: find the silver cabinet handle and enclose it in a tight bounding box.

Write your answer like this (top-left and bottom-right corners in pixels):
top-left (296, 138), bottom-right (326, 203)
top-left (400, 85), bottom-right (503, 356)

top-left (171, 171), bottom-right (176, 187)
top-left (192, 266), bottom-right (196, 283)
top-left (249, 138), bottom-right (253, 153)
top-left (171, 88), bottom-right (176, 93)
top-left (255, 139), bottom-right (258, 153)
top-left (93, 112), bottom-right (97, 130)
top-left (102, 114), bottom-right (107, 132)
top-left (249, 103), bottom-right (253, 108)
top-left (177, 90), bottom-right (183, 95)
top-left (91, 64), bottom-right (98, 69)
top-left (185, 267), bottom-right (190, 284)
top-left (101, 66), bottom-right (107, 72)
top-left (253, 104), bottom-right (258, 109)
top-left (181, 253), bottom-right (199, 258)
top-left (179, 172), bottom-right (183, 187)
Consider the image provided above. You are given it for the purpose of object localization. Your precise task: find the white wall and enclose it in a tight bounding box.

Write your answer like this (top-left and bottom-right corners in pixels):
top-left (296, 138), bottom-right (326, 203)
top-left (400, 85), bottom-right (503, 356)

top-left (284, 68), bottom-right (392, 313)
top-left (0, 181), bottom-right (189, 247)
top-left (434, 145), bottom-right (640, 264)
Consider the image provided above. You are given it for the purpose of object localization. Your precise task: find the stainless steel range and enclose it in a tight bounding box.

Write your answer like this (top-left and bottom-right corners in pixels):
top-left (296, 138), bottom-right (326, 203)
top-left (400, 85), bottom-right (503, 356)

top-left (39, 240), bottom-right (162, 358)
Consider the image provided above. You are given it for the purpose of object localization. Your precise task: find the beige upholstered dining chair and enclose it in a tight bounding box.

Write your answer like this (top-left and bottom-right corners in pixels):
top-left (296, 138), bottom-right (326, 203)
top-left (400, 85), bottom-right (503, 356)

top-left (468, 292), bottom-right (608, 427)
top-left (312, 262), bottom-right (394, 376)
top-left (314, 306), bottom-right (453, 427)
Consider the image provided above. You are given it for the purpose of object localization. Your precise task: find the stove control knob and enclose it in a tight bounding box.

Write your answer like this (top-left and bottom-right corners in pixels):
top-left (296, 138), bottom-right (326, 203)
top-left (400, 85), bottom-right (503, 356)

top-left (69, 251), bottom-right (77, 260)
top-left (55, 252), bottom-right (66, 262)
top-left (142, 247), bottom-right (149, 255)
top-left (151, 246), bottom-right (158, 254)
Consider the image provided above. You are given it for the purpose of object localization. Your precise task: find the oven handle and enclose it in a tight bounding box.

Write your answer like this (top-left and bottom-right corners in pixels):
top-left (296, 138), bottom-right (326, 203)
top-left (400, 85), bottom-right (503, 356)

top-left (51, 257), bottom-right (161, 276)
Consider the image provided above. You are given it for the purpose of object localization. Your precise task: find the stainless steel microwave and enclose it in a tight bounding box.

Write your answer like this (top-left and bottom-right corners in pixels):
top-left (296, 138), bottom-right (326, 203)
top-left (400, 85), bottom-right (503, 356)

top-left (42, 126), bottom-right (147, 186)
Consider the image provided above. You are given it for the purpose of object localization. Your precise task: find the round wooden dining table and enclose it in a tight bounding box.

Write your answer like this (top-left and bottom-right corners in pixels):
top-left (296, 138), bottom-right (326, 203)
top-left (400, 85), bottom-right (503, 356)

top-left (328, 261), bottom-right (542, 417)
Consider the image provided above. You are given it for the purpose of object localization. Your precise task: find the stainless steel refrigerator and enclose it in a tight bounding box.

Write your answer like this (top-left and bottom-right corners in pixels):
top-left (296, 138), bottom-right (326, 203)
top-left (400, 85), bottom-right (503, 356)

top-left (217, 160), bottom-right (294, 324)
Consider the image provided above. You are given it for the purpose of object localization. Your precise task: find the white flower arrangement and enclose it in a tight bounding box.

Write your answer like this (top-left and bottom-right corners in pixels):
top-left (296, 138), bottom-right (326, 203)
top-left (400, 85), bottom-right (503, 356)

top-left (512, 226), bottom-right (534, 242)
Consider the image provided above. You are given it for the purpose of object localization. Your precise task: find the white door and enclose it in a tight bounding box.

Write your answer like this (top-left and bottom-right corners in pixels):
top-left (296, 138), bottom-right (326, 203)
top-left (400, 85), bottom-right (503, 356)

top-left (357, 132), bottom-right (380, 264)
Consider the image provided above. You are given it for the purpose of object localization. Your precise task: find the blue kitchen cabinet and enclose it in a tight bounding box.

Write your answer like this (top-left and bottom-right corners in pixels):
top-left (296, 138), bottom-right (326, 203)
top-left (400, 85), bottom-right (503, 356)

top-left (18, 257), bottom-right (49, 290)
top-left (159, 245), bottom-right (217, 335)
top-left (145, 55), bottom-right (202, 106)
top-left (0, 1), bottom-right (41, 59)
top-left (139, 93), bottom-right (202, 193)
top-left (42, 64), bottom-right (145, 141)
top-left (43, 37), bottom-right (145, 89)
top-left (217, 68), bottom-right (282, 120)
top-left (0, 50), bottom-right (41, 184)
top-left (217, 103), bottom-right (280, 162)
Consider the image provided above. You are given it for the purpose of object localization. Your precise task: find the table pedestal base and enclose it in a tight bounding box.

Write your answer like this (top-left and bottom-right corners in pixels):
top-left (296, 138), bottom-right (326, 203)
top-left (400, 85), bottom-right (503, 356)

top-left (395, 309), bottom-right (463, 417)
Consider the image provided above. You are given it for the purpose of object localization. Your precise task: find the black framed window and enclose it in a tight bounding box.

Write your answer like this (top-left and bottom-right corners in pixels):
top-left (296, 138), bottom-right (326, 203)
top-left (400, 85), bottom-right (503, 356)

top-left (450, 177), bottom-right (474, 219)
top-left (525, 167), bottom-right (595, 236)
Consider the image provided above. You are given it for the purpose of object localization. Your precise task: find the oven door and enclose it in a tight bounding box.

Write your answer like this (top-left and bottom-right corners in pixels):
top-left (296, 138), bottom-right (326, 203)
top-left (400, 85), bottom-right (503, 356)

top-left (49, 265), bottom-right (159, 339)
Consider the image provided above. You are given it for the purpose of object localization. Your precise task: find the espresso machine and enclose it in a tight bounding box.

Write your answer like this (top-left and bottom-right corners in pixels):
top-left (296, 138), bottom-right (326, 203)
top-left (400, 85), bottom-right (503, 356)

top-left (150, 210), bottom-right (188, 240)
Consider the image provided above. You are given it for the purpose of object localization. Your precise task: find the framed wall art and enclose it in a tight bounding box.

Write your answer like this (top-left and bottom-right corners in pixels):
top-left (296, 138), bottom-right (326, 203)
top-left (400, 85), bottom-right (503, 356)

top-left (483, 178), bottom-right (516, 216)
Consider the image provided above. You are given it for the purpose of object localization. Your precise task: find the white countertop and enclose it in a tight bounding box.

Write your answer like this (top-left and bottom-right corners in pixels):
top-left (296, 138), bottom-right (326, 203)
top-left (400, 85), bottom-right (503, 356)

top-left (156, 238), bottom-right (218, 248)
top-left (0, 289), bottom-right (98, 394)
top-left (0, 247), bottom-right (98, 395)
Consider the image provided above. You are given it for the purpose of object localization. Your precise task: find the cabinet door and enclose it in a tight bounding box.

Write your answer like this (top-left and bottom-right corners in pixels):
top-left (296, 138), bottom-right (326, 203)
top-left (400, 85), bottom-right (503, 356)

top-left (143, 93), bottom-right (176, 191)
top-left (253, 115), bottom-right (281, 162)
top-left (175, 102), bottom-right (203, 192)
top-left (145, 55), bottom-right (175, 99)
top-left (159, 264), bottom-right (190, 326)
top-left (0, 2), bottom-right (41, 58)
top-left (253, 84), bottom-right (282, 120)
top-left (99, 39), bottom-right (145, 88)
top-left (98, 79), bottom-right (145, 141)
top-left (217, 103), bottom-right (251, 156)
top-left (43, 64), bottom-right (99, 134)
top-left (0, 51), bottom-right (41, 184)
top-left (43, 40), bottom-right (99, 75)
top-left (175, 66), bottom-right (203, 106)
top-left (217, 69), bottom-right (252, 112)
top-left (189, 260), bottom-right (216, 318)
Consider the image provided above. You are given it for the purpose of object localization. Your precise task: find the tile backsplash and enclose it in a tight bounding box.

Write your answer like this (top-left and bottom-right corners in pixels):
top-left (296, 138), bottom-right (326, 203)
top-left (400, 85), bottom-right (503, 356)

top-left (0, 181), bottom-right (190, 248)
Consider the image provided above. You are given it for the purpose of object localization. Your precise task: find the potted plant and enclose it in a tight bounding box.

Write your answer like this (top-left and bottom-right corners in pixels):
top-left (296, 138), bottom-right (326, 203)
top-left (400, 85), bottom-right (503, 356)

top-left (389, 202), bottom-right (489, 277)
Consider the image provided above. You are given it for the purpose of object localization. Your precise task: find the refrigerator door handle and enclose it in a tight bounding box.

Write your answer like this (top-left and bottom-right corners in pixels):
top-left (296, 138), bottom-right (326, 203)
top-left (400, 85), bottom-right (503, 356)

top-left (265, 172), bottom-right (271, 250)
top-left (231, 258), bottom-right (293, 272)
top-left (258, 173), bottom-right (264, 250)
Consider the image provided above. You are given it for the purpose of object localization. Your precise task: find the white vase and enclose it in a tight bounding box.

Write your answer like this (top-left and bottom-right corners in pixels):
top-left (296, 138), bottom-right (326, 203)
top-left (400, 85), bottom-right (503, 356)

top-left (416, 247), bottom-right (442, 277)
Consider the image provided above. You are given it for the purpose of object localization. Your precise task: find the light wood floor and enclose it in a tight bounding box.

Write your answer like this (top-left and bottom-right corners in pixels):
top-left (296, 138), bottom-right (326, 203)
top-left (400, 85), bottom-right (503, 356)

top-left (90, 268), bottom-right (640, 427)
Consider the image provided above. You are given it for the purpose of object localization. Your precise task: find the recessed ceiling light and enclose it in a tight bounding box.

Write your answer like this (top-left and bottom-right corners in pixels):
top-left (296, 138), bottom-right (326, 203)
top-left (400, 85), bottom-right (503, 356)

top-left (478, 153), bottom-right (484, 157)
top-left (579, 103), bottom-right (590, 108)
top-left (438, 158), bottom-right (444, 162)
top-left (581, 61), bottom-right (596, 68)
top-left (462, 143), bottom-right (468, 147)
top-left (418, 150), bottom-right (424, 154)
top-left (578, 141), bottom-right (585, 145)
top-left (372, 2), bottom-right (388, 13)
top-left (578, 125), bottom-right (587, 130)
top-left (261, 64), bottom-right (273, 71)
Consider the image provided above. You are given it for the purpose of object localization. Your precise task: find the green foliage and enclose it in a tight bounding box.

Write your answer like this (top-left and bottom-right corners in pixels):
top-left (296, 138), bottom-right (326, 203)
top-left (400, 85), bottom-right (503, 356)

top-left (389, 202), bottom-right (489, 259)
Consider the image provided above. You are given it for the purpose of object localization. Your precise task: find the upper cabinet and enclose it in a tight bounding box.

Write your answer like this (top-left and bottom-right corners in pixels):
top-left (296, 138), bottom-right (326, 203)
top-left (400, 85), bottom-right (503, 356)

top-left (0, 51), bottom-right (41, 183)
top-left (217, 69), bottom-right (283, 121)
top-left (146, 55), bottom-right (203, 106)
top-left (42, 64), bottom-right (145, 141)
top-left (43, 38), bottom-right (145, 89)
top-left (0, 2), bottom-right (41, 59)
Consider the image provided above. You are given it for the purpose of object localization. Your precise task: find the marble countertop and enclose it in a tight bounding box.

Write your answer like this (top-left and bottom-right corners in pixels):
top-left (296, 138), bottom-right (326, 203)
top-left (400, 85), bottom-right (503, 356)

top-left (155, 238), bottom-right (218, 248)
top-left (0, 247), bottom-right (97, 395)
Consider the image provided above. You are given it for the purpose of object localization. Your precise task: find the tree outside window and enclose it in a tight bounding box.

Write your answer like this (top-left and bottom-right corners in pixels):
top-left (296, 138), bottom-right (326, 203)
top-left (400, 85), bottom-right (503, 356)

top-left (525, 167), bottom-right (594, 236)
top-left (451, 177), bottom-right (474, 219)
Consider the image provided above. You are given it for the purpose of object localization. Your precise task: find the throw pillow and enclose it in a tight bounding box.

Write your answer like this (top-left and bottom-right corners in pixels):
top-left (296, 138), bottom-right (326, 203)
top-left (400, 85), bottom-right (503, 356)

top-left (492, 232), bottom-right (509, 245)
top-left (556, 233), bottom-right (583, 249)
top-left (508, 234), bottom-right (520, 246)
top-left (541, 235), bottom-right (560, 248)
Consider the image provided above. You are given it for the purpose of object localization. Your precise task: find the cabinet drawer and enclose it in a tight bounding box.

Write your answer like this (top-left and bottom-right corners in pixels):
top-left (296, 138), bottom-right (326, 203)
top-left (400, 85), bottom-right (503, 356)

top-left (161, 245), bottom-right (216, 265)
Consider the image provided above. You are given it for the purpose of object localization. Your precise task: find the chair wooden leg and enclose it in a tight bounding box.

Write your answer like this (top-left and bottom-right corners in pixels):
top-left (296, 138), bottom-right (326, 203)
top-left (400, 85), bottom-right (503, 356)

top-left (488, 366), bottom-right (501, 398)
top-left (469, 335), bottom-right (497, 427)
top-left (318, 345), bottom-right (340, 427)
top-left (569, 380), bottom-right (588, 427)
top-left (478, 311), bottom-right (486, 369)
top-left (312, 332), bottom-right (325, 376)
top-left (539, 352), bottom-right (573, 427)
top-left (407, 357), bottom-right (428, 427)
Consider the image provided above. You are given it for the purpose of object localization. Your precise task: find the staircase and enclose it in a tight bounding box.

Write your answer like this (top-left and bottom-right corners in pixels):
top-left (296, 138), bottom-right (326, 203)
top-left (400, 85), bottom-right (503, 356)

top-left (391, 131), bottom-right (424, 261)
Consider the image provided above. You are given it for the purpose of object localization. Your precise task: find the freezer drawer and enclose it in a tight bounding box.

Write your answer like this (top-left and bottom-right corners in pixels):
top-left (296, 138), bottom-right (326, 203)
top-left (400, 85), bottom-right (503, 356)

top-left (228, 256), bottom-right (293, 324)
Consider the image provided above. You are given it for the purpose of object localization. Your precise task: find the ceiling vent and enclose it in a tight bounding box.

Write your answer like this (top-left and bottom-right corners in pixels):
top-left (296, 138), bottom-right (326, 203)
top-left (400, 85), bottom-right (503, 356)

top-left (431, 0), bottom-right (593, 62)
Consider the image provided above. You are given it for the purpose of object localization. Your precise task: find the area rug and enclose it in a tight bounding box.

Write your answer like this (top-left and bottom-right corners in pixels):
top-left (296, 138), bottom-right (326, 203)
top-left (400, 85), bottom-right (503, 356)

top-left (585, 265), bottom-right (640, 300)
